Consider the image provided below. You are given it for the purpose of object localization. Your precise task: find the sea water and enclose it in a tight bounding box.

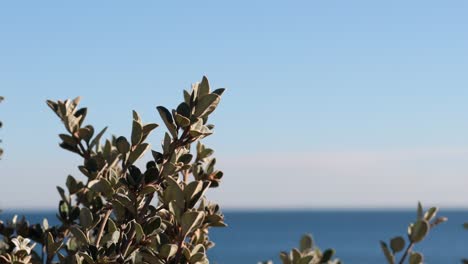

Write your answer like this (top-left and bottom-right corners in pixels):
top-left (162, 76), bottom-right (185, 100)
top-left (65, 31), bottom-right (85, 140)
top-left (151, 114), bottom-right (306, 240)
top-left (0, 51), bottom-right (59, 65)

top-left (2, 210), bottom-right (467, 263)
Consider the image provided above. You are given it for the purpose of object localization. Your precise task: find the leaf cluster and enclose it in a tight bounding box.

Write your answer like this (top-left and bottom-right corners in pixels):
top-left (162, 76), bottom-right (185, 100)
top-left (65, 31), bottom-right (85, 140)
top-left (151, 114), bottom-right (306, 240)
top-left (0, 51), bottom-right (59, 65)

top-left (380, 202), bottom-right (447, 264)
top-left (259, 234), bottom-right (341, 264)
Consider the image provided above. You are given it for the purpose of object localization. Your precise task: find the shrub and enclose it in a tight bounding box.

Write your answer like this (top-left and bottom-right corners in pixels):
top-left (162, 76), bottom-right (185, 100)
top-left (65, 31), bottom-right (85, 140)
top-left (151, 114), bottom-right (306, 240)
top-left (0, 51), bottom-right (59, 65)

top-left (0, 77), bottom-right (226, 263)
top-left (0, 79), bottom-right (449, 264)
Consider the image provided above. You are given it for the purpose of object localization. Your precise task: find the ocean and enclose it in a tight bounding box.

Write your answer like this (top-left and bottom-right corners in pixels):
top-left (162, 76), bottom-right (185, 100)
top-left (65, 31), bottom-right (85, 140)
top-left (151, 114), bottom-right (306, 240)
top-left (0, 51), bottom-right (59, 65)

top-left (1, 210), bottom-right (467, 263)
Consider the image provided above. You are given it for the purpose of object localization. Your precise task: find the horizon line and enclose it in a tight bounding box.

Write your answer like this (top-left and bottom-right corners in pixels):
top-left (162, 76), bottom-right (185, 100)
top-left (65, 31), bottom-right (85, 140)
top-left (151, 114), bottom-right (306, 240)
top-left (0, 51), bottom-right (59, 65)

top-left (2, 205), bottom-right (468, 213)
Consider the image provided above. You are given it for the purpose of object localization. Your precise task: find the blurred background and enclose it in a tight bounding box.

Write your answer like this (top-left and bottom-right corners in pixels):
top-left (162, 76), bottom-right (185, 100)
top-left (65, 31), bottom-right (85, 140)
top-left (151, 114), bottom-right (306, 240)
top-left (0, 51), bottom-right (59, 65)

top-left (1, 1), bottom-right (468, 262)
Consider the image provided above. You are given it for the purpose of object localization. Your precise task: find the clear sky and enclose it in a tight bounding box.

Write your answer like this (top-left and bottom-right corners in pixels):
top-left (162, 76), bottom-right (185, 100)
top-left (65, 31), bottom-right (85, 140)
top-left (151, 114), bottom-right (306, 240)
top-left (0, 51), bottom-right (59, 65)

top-left (1, 1), bottom-right (468, 209)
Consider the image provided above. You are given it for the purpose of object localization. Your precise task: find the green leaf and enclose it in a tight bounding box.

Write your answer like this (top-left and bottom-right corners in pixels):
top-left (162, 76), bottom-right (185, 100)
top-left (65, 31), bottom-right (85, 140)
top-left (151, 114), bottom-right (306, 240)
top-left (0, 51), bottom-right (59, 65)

top-left (183, 90), bottom-right (191, 105)
top-left (380, 241), bottom-right (394, 264)
top-left (291, 249), bottom-right (301, 262)
top-left (81, 125), bottom-right (95, 143)
top-left (56, 186), bottom-right (70, 204)
top-left (46, 100), bottom-right (58, 113)
top-left (409, 252), bottom-right (423, 264)
top-left (132, 110), bottom-right (141, 123)
top-left (162, 132), bottom-right (171, 154)
top-left (433, 216), bottom-right (448, 227)
top-left (212, 88), bottom-right (226, 96)
top-left (297, 256), bottom-right (312, 264)
top-left (89, 127), bottom-right (108, 151)
top-left (181, 211), bottom-right (205, 237)
top-left (424, 207), bottom-right (438, 221)
top-left (100, 230), bottom-right (120, 247)
top-left (178, 153), bottom-right (193, 164)
top-left (279, 252), bottom-right (290, 264)
top-left (131, 120), bottom-right (143, 146)
top-left (159, 244), bottom-right (178, 259)
top-left (299, 234), bottom-right (313, 252)
top-left (107, 218), bottom-right (118, 233)
top-left (191, 244), bottom-right (206, 255)
top-left (79, 208), bottom-right (94, 230)
top-left (174, 113), bottom-right (191, 127)
top-left (184, 181), bottom-right (210, 208)
top-left (409, 220), bottom-right (429, 243)
top-left (320, 249), bottom-right (335, 262)
top-left (197, 76), bottom-right (210, 98)
top-left (389, 236), bottom-right (405, 253)
top-left (189, 252), bottom-right (207, 263)
top-left (157, 106), bottom-right (178, 138)
top-left (134, 221), bottom-right (144, 243)
top-left (140, 185), bottom-right (158, 196)
top-left (70, 226), bottom-right (88, 245)
top-left (163, 177), bottom-right (185, 210)
top-left (74, 107), bottom-right (87, 127)
top-left (151, 150), bottom-right (164, 164)
top-left (43, 218), bottom-right (49, 230)
top-left (46, 232), bottom-right (62, 255)
top-left (59, 134), bottom-right (78, 146)
top-left (127, 143), bottom-right (150, 166)
top-left (115, 193), bottom-right (133, 210)
top-left (89, 179), bottom-right (113, 197)
top-left (116, 136), bottom-right (130, 154)
top-left (70, 97), bottom-right (81, 112)
top-left (58, 201), bottom-right (69, 219)
top-left (176, 102), bottom-right (191, 118)
top-left (189, 118), bottom-right (212, 137)
top-left (144, 167), bottom-right (159, 183)
top-left (143, 216), bottom-right (162, 236)
top-left (141, 123), bottom-right (158, 142)
top-left (66, 175), bottom-right (80, 194)
top-left (417, 202), bottom-right (423, 220)
top-left (194, 94), bottom-right (220, 118)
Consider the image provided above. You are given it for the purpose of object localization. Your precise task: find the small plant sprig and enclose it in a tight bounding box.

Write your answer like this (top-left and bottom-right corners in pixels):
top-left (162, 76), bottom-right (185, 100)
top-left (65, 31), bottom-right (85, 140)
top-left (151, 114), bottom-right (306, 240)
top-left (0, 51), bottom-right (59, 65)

top-left (259, 234), bottom-right (341, 264)
top-left (380, 202), bottom-right (447, 264)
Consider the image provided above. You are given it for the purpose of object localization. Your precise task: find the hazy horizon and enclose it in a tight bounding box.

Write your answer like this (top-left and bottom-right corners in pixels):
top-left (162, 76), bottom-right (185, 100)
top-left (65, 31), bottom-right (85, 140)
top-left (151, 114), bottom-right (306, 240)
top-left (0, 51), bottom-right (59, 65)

top-left (2, 1), bottom-right (468, 209)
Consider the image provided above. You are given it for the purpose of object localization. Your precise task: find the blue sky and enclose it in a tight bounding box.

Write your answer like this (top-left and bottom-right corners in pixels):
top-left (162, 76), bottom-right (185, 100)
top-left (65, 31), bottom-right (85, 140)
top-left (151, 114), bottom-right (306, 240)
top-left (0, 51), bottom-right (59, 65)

top-left (1, 1), bottom-right (468, 209)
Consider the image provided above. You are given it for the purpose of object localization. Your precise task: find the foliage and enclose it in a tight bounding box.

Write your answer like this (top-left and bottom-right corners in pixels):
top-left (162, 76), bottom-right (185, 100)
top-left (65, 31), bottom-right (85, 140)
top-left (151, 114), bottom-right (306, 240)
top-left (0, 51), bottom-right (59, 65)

top-left (259, 234), bottom-right (341, 264)
top-left (0, 81), bottom-right (455, 264)
top-left (380, 202), bottom-right (447, 264)
top-left (0, 76), bottom-right (226, 263)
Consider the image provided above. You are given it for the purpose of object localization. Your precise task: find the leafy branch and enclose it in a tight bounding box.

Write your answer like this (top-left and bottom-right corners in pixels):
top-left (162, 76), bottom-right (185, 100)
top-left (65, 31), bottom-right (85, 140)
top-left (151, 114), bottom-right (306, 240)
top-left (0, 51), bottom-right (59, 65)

top-left (380, 202), bottom-right (447, 264)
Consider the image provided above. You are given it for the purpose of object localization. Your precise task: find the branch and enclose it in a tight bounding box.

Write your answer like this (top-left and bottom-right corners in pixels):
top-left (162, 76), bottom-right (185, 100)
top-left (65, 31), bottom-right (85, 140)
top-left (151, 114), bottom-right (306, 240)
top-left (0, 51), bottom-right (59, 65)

top-left (398, 242), bottom-right (414, 264)
top-left (95, 209), bottom-right (113, 247)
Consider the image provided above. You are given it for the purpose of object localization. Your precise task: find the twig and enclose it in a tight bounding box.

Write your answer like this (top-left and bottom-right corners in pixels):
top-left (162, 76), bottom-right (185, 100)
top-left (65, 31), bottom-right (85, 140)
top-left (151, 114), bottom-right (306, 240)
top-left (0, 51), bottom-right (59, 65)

top-left (173, 233), bottom-right (185, 264)
top-left (95, 209), bottom-right (112, 247)
top-left (398, 242), bottom-right (414, 264)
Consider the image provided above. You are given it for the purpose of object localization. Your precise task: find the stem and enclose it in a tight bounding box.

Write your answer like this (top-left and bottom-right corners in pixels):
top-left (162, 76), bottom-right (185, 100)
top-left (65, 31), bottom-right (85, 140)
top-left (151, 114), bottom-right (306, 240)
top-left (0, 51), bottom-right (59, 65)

top-left (398, 242), bottom-right (414, 264)
top-left (138, 193), bottom-right (154, 222)
top-left (139, 127), bottom-right (190, 217)
top-left (183, 170), bottom-right (189, 184)
top-left (122, 229), bottom-right (136, 258)
top-left (173, 233), bottom-right (185, 264)
top-left (95, 209), bottom-right (112, 247)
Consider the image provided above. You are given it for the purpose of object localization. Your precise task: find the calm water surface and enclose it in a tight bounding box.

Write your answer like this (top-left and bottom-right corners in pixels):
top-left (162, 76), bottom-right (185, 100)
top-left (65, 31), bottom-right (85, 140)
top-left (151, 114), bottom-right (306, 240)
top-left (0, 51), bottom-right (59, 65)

top-left (2, 210), bottom-right (467, 263)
